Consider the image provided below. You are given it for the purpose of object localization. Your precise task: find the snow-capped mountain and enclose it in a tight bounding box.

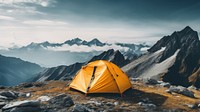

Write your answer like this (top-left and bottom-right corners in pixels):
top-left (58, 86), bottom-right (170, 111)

top-left (122, 26), bottom-right (200, 87)
top-left (64, 38), bottom-right (106, 46)
top-left (0, 38), bottom-right (149, 67)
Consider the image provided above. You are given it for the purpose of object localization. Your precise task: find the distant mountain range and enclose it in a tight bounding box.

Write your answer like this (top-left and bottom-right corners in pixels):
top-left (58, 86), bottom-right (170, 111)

top-left (0, 38), bottom-right (149, 67)
top-left (31, 49), bottom-right (128, 82)
top-left (16, 38), bottom-right (107, 51)
top-left (12, 38), bottom-right (148, 52)
top-left (122, 26), bottom-right (200, 87)
top-left (0, 54), bottom-right (43, 86)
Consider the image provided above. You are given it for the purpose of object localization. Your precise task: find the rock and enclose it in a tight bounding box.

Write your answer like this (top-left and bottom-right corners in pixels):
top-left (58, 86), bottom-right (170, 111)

top-left (20, 83), bottom-right (34, 88)
top-left (138, 102), bottom-right (156, 110)
top-left (0, 95), bottom-right (8, 100)
top-left (72, 104), bottom-right (90, 112)
top-left (114, 102), bottom-right (119, 106)
top-left (141, 98), bottom-right (151, 103)
top-left (2, 100), bottom-right (40, 110)
top-left (188, 86), bottom-right (197, 90)
top-left (144, 78), bottom-right (158, 85)
top-left (26, 93), bottom-right (31, 98)
top-left (0, 86), bottom-right (6, 89)
top-left (130, 78), bottom-right (141, 82)
top-left (105, 102), bottom-right (113, 107)
top-left (167, 86), bottom-right (195, 98)
top-left (18, 92), bottom-right (31, 98)
top-left (18, 93), bottom-right (26, 98)
top-left (37, 96), bottom-right (51, 102)
top-left (0, 91), bottom-right (18, 99)
top-left (165, 90), bottom-right (172, 94)
top-left (159, 82), bottom-right (171, 88)
top-left (198, 104), bottom-right (200, 108)
top-left (87, 101), bottom-right (101, 106)
top-left (49, 94), bottom-right (74, 107)
top-left (9, 107), bottom-right (42, 112)
top-left (0, 102), bottom-right (6, 109)
top-left (34, 82), bottom-right (46, 87)
top-left (187, 104), bottom-right (198, 109)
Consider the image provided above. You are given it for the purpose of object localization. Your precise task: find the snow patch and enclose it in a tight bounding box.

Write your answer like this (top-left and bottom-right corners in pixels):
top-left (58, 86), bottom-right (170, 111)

top-left (140, 47), bottom-right (150, 52)
top-left (37, 75), bottom-right (50, 82)
top-left (139, 49), bottom-right (180, 79)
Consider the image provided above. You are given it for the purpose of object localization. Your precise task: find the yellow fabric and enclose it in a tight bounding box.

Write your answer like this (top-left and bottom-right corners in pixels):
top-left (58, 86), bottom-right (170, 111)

top-left (69, 60), bottom-right (132, 94)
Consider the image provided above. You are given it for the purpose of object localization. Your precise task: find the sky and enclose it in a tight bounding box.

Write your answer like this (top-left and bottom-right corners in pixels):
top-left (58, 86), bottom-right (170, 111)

top-left (0, 0), bottom-right (200, 47)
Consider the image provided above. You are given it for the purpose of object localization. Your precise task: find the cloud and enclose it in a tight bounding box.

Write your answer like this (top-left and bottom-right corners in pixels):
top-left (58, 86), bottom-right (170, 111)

top-left (0, 15), bottom-right (15, 20)
top-left (45, 44), bottom-right (130, 52)
top-left (23, 20), bottom-right (68, 26)
top-left (0, 0), bottom-right (55, 7)
top-left (0, 0), bottom-right (56, 16)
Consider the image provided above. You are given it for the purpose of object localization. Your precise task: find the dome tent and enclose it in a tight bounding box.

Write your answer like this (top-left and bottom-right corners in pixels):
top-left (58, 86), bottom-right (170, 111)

top-left (69, 60), bottom-right (132, 95)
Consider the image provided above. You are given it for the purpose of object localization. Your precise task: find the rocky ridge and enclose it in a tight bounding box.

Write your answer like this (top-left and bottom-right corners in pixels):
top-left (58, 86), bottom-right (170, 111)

top-left (123, 26), bottom-right (200, 87)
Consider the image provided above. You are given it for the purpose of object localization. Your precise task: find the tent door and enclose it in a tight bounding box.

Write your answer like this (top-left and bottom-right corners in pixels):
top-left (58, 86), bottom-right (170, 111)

top-left (87, 66), bottom-right (97, 92)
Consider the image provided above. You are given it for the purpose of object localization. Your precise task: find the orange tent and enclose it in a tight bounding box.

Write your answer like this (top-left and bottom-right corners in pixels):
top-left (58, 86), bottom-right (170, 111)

top-left (69, 60), bottom-right (132, 94)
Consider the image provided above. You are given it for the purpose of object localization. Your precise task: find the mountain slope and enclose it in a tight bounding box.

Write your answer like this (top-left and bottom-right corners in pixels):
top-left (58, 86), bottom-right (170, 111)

top-left (0, 54), bottom-right (43, 86)
top-left (122, 26), bottom-right (200, 87)
top-left (32, 49), bottom-right (128, 82)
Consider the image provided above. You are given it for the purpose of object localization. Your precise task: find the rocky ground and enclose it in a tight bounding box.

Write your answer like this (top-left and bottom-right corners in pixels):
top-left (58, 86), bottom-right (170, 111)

top-left (1, 79), bottom-right (200, 112)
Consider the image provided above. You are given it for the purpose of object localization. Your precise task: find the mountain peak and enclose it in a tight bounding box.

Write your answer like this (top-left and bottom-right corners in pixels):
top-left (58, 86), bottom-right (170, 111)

top-left (88, 38), bottom-right (105, 46)
top-left (71, 38), bottom-right (82, 42)
top-left (89, 38), bottom-right (101, 43)
top-left (182, 26), bottom-right (193, 32)
top-left (148, 26), bottom-right (199, 53)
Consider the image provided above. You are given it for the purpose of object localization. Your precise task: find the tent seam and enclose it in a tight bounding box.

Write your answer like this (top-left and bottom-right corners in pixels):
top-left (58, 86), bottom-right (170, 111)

top-left (105, 64), bottom-right (121, 93)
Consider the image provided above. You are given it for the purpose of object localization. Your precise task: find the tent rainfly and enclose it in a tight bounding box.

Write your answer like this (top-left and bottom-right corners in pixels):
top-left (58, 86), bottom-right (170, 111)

top-left (69, 60), bottom-right (132, 95)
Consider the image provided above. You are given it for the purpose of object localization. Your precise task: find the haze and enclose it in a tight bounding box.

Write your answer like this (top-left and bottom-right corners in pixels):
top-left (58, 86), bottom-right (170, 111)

top-left (0, 0), bottom-right (200, 48)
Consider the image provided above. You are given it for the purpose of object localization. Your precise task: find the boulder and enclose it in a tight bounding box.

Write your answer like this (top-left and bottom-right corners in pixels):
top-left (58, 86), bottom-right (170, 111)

top-left (2, 100), bottom-right (40, 110)
top-left (9, 107), bottom-right (42, 112)
top-left (72, 104), bottom-right (90, 112)
top-left (0, 91), bottom-right (18, 99)
top-left (49, 94), bottom-right (74, 107)
top-left (167, 86), bottom-right (195, 98)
